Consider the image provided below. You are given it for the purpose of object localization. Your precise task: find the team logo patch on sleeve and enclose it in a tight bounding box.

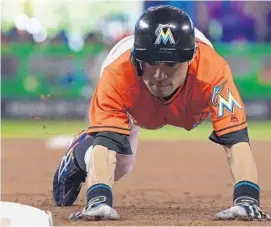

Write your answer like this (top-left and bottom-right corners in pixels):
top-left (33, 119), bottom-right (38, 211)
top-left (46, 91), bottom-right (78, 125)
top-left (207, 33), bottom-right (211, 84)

top-left (154, 24), bottom-right (176, 45)
top-left (212, 82), bottom-right (242, 118)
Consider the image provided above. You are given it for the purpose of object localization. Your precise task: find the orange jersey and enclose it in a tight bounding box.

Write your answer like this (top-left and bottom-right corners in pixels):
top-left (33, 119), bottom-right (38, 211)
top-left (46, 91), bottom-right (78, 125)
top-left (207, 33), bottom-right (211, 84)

top-left (88, 34), bottom-right (247, 137)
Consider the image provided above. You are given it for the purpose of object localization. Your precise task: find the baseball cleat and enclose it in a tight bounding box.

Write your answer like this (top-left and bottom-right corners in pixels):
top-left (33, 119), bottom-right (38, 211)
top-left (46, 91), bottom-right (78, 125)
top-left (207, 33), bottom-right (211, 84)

top-left (69, 204), bottom-right (120, 221)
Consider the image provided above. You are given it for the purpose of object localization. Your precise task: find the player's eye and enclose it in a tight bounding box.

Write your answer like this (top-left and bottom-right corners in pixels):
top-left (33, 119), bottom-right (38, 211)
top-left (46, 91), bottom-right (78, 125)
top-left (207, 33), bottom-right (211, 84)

top-left (143, 62), bottom-right (157, 69)
top-left (166, 63), bottom-right (177, 67)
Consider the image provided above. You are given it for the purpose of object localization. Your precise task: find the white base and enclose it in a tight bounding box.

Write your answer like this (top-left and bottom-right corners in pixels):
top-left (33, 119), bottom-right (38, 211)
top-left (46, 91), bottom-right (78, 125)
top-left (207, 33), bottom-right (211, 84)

top-left (0, 201), bottom-right (53, 226)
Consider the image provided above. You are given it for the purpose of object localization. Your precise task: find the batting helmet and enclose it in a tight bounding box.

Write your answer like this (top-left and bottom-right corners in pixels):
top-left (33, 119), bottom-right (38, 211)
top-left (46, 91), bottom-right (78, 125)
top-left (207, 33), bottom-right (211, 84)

top-left (132, 5), bottom-right (195, 65)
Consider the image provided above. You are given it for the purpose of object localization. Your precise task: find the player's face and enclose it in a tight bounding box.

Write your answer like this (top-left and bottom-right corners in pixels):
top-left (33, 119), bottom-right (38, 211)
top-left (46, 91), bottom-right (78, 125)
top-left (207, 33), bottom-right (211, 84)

top-left (141, 62), bottom-right (189, 98)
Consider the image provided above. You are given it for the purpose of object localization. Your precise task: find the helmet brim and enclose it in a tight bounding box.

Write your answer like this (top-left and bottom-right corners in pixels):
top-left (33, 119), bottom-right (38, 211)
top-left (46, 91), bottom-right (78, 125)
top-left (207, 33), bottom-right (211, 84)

top-left (132, 46), bottom-right (195, 64)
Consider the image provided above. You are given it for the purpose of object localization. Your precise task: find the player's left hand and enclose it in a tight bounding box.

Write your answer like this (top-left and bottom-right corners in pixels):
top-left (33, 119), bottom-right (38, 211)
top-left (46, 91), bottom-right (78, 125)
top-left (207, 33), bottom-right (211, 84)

top-left (216, 199), bottom-right (271, 221)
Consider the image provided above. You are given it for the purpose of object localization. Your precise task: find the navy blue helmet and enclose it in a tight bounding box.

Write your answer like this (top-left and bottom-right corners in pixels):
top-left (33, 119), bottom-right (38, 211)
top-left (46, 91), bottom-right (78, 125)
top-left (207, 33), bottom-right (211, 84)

top-left (132, 5), bottom-right (195, 64)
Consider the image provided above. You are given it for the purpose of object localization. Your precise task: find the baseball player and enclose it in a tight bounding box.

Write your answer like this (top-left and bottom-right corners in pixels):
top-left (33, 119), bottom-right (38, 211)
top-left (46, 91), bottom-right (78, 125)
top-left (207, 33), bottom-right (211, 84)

top-left (53, 6), bottom-right (270, 221)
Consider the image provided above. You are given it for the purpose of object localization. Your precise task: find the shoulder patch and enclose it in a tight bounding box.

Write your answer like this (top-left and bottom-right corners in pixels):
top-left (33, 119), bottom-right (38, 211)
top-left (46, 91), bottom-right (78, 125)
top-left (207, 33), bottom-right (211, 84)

top-left (212, 82), bottom-right (243, 118)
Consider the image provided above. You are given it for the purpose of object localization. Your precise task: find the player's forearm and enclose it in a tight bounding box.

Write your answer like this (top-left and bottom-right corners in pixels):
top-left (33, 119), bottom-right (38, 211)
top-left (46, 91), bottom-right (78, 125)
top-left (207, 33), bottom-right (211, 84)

top-left (223, 142), bottom-right (258, 184)
top-left (86, 145), bottom-right (117, 188)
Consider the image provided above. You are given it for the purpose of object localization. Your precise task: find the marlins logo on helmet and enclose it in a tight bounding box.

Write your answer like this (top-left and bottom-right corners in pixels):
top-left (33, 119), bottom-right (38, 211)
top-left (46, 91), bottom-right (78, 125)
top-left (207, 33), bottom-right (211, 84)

top-left (212, 82), bottom-right (243, 118)
top-left (154, 24), bottom-right (176, 45)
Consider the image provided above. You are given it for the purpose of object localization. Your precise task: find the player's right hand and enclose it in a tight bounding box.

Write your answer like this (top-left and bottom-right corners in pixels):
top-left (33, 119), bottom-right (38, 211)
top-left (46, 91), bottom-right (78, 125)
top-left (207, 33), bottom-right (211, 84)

top-left (216, 197), bottom-right (271, 221)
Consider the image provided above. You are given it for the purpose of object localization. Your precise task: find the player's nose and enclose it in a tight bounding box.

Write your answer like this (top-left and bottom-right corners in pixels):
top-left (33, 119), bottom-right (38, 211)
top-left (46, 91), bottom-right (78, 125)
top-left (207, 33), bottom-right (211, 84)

top-left (153, 68), bottom-right (167, 81)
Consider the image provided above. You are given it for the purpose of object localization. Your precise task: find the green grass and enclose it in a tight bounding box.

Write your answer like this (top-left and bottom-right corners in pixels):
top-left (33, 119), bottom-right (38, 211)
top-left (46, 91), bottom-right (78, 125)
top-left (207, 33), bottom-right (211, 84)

top-left (1, 119), bottom-right (271, 141)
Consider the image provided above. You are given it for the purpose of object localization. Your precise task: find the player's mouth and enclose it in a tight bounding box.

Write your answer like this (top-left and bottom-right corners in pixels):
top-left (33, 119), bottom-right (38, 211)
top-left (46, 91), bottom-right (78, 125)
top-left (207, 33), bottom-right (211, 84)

top-left (156, 82), bottom-right (171, 87)
top-left (156, 85), bottom-right (171, 89)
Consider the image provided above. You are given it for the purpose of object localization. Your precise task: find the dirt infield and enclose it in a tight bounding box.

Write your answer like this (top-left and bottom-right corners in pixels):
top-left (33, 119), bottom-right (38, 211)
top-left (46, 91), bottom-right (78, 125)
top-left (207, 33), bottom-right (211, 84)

top-left (2, 139), bottom-right (271, 226)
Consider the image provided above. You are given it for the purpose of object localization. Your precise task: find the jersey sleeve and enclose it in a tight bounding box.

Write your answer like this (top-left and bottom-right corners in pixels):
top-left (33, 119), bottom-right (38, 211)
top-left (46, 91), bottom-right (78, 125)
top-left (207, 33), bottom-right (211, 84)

top-left (209, 64), bottom-right (247, 137)
top-left (87, 68), bottom-right (131, 135)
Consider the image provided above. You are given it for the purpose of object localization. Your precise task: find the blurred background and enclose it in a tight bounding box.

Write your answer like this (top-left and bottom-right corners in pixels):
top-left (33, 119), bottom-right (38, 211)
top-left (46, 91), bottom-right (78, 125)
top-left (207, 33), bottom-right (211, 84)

top-left (1, 0), bottom-right (271, 134)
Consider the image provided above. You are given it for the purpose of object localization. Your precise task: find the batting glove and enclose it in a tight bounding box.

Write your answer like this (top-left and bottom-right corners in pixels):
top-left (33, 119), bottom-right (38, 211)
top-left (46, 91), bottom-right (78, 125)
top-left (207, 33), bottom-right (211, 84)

top-left (216, 196), bottom-right (271, 221)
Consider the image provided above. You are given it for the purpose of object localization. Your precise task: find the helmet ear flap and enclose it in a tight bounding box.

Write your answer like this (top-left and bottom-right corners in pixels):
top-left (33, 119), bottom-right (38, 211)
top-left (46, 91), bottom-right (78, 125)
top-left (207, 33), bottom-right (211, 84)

top-left (130, 53), bottom-right (143, 77)
top-left (188, 42), bottom-right (198, 65)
